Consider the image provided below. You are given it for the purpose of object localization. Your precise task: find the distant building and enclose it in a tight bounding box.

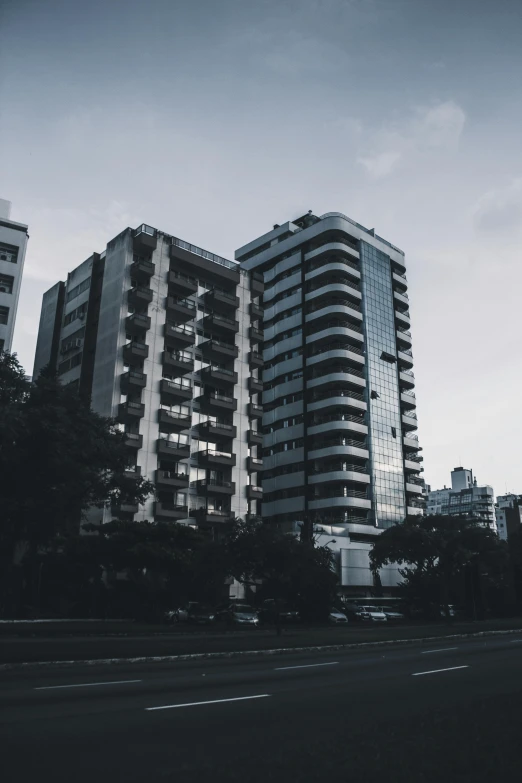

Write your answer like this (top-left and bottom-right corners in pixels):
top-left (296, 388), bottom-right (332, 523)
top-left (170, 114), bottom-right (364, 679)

top-left (495, 494), bottom-right (522, 541)
top-left (427, 467), bottom-right (496, 529)
top-left (0, 199), bottom-right (29, 353)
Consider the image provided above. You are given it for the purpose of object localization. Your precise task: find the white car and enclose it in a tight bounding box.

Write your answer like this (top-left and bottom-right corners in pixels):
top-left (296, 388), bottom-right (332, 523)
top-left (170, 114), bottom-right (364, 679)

top-left (357, 606), bottom-right (387, 622)
top-left (329, 610), bottom-right (349, 624)
top-left (381, 608), bottom-right (405, 621)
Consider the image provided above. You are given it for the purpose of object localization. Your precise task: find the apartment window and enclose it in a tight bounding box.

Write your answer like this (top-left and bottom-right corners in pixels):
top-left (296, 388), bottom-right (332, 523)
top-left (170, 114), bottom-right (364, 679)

top-left (0, 274), bottom-right (14, 294)
top-left (63, 302), bottom-right (88, 326)
top-left (0, 305), bottom-right (9, 325)
top-left (0, 243), bottom-right (18, 264)
top-left (66, 277), bottom-right (91, 303)
top-left (58, 352), bottom-right (83, 375)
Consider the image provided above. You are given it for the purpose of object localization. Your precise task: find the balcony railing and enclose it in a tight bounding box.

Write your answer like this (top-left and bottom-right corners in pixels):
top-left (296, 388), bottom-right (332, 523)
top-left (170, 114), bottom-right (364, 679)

top-left (313, 488), bottom-right (368, 500)
top-left (310, 298), bottom-right (362, 314)
top-left (197, 448), bottom-right (234, 460)
top-left (308, 256), bottom-right (359, 273)
top-left (310, 389), bottom-right (365, 402)
top-left (312, 438), bottom-right (367, 450)
top-left (170, 271), bottom-right (198, 286)
top-left (311, 463), bottom-right (368, 474)
top-left (401, 369), bottom-right (414, 377)
top-left (399, 348), bottom-right (413, 357)
top-left (167, 323), bottom-right (195, 335)
top-left (169, 296), bottom-right (196, 309)
top-left (172, 237), bottom-right (238, 271)
top-left (309, 342), bottom-right (364, 357)
top-left (311, 413), bottom-right (366, 426)
top-left (310, 366), bottom-right (365, 380)
top-left (404, 433), bottom-right (419, 441)
top-left (163, 379), bottom-right (192, 393)
top-left (401, 389), bottom-right (416, 398)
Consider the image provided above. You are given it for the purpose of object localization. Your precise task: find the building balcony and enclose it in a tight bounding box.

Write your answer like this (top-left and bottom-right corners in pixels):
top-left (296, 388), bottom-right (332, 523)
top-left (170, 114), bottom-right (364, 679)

top-left (307, 369), bottom-right (366, 391)
top-left (394, 290), bottom-right (409, 307)
top-left (124, 432), bottom-right (143, 450)
top-left (117, 401), bottom-right (145, 422)
top-left (308, 443), bottom-right (369, 461)
top-left (201, 313), bottom-right (239, 335)
top-left (402, 412), bottom-right (418, 431)
top-left (128, 285), bottom-right (153, 307)
top-left (199, 339), bottom-right (238, 361)
top-left (130, 256), bottom-right (155, 281)
top-left (308, 496), bottom-right (372, 512)
top-left (247, 485), bottom-right (263, 500)
top-left (125, 313), bottom-right (151, 335)
top-left (249, 302), bottom-right (264, 321)
top-left (200, 365), bottom-right (238, 386)
top-left (247, 429), bottom-right (263, 446)
top-left (406, 482), bottom-right (423, 495)
top-left (393, 271), bottom-right (408, 288)
top-left (306, 301), bottom-right (363, 327)
top-left (308, 468), bottom-right (370, 485)
top-left (397, 349), bottom-right (413, 369)
top-left (249, 326), bottom-right (264, 343)
top-left (164, 323), bottom-right (196, 348)
top-left (308, 417), bottom-right (368, 438)
top-left (395, 309), bottom-right (411, 327)
top-left (399, 370), bottom-right (415, 389)
top-left (157, 439), bottom-right (191, 460)
top-left (196, 391), bottom-right (237, 413)
top-left (248, 350), bottom-right (264, 368)
top-left (306, 345), bottom-right (365, 370)
top-left (166, 296), bottom-right (196, 321)
top-left (251, 271), bottom-right (264, 295)
top-left (247, 456), bottom-right (263, 472)
top-left (396, 329), bottom-right (412, 348)
top-left (160, 378), bottom-right (193, 403)
top-left (123, 341), bottom-right (149, 365)
top-left (194, 479), bottom-right (236, 496)
top-left (404, 458), bottom-right (422, 473)
top-left (120, 370), bottom-right (147, 393)
top-left (154, 502), bottom-right (188, 521)
top-left (203, 289), bottom-right (239, 312)
top-left (133, 224), bottom-right (157, 252)
top-left (248, 377), bottom-right (263, 394)
top-left (194, 508), bottom-right (232, 525)
top-left (308, 390), bottom-right (367, 414)
top-left (197, 420), bottom-right (237, 440)
top-left (195, 449), bottom-right (236, 468)
top-left (403, 434), bottom-right (421, 451)
top-left (400, 390), bottom-right (416, 409)
top-left (158, 409), bottom-right (191, 431)
top-left (248, 402), bottom-right (263, 419)
top-left (111, 501), bottom-right (139, 517)
top-left (162, 351), bottom-right (194, 375)
top-left (305, 281), bottom-right (362, 306)
top-left (156, 469), bottom-right (190, 489)
top-left (168, 270), bottom-right (198, 295)
top-left (407, 506), bottom-right (424, 516)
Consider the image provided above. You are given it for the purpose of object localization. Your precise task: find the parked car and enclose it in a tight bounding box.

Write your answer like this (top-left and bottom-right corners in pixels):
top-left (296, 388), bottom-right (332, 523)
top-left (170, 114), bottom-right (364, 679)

top-left (328, 609), bottom-right (349, 625)
top-left (164, 602), bottom-right (197, 624)
top-left (186, 606), bottom-right (215, 625)
top-left (258, 599), bottom-right (300, 624)
top-left (380, 607), bottom-right (406, 622)
top-left (356, 606), bottom-right (388, 622)
top-left (216, 603), bottom-right (260, 627)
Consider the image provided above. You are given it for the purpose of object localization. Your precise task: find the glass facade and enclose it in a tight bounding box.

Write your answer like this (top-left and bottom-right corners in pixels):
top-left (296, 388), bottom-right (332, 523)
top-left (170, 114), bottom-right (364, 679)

top-left (360, 242), bottom-right (406, 528)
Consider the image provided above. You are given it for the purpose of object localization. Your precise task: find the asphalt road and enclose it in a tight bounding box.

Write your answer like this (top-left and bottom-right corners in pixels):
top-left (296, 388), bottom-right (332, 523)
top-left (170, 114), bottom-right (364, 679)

top-left (2, 636), bottom-right (522, 783)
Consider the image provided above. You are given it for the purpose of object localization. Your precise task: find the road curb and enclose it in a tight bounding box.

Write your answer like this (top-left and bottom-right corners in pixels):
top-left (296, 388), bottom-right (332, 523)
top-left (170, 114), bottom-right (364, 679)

top-left (1, 628), bottom-right (521, 671)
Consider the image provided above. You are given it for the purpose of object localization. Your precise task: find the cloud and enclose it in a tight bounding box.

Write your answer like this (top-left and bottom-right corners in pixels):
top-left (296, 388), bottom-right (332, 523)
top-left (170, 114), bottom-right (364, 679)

top-left (357, 100), bottom-right (466, 179)
top-left (473, 178), bottom-right (522, 235)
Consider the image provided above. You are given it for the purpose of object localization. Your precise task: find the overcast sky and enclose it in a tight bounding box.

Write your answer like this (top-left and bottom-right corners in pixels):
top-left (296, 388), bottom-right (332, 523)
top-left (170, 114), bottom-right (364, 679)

top-left (1, 0), bottom-right (521, 494)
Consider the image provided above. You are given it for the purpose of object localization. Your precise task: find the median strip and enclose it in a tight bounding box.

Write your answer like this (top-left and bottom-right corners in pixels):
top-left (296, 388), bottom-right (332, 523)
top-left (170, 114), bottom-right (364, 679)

top-left (146, 694), bottom-right (270, 711)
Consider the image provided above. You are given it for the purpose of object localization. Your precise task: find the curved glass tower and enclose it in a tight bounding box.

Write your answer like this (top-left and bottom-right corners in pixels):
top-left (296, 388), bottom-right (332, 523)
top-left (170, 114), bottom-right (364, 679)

top-left (236, 211), bottom-right (423, 547)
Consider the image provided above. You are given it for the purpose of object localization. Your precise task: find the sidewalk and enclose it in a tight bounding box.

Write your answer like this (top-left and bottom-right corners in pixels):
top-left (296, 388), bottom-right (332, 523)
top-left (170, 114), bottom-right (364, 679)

top-left (2, 616), bottom-right (522, 665)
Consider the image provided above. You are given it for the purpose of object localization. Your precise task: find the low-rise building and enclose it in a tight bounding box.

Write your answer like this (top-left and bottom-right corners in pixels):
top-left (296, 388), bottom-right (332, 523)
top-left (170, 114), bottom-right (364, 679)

top-left (427, 467), bottom-right (495, 529)
top-left (495, 494), bottom-right (522, 541)
top-left (0, 199), bottom-right (29, 353)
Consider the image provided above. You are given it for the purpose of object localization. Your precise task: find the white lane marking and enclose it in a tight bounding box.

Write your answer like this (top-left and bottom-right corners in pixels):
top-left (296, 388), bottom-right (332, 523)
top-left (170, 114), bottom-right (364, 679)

top-left (146, 694), bottom-right (270, 711)
top-left (274, 661), bottom-right (340, 671)
top-left (421, 647), bottom-right (459, 654)
top-left (35, 679), bottom-right (142, 690)
top-left (412, 665), bottom-right (469, 677)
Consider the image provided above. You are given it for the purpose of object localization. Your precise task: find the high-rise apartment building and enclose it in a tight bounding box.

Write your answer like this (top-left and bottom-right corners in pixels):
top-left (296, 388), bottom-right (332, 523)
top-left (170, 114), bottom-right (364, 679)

top-left (33, 224), bottom-right (263, 528)
top-left (427, 467), bottom-right (496, 528)
top-left (0, 199), bottom-right (29, 353)
top-left (236, 211), bottom-right (423, 591)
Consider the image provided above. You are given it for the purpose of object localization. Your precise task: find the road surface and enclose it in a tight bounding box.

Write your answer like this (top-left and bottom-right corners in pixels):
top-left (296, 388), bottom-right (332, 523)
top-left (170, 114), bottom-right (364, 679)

top-left (2, 635), bottom-right (522, 782)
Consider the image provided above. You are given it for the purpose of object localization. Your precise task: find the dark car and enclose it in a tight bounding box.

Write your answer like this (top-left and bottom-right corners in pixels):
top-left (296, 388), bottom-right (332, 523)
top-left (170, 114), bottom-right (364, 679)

top-left (187, 604), bottom-right (216, 625)
top-left (258, 599), bottom-right (300, 624)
